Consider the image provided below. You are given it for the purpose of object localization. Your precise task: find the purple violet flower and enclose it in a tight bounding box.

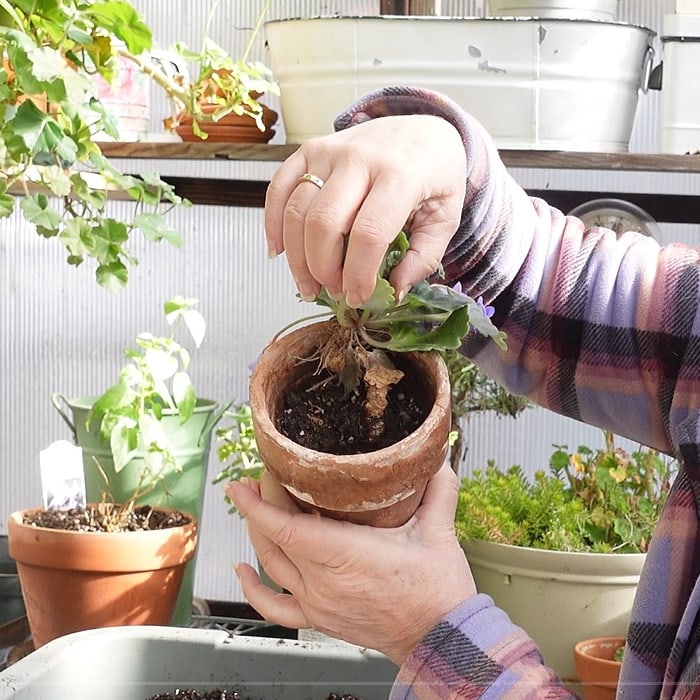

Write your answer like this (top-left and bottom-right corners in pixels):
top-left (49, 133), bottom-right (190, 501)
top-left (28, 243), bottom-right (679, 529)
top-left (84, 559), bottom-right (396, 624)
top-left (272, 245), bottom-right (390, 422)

top-left (476, 296), bottom-right (495, 319)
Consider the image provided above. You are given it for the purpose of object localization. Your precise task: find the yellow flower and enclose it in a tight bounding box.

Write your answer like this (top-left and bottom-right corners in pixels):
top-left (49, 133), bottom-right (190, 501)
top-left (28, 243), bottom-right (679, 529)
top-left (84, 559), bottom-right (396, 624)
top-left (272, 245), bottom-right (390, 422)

top-left (571, 453), bottom-right (586, 473)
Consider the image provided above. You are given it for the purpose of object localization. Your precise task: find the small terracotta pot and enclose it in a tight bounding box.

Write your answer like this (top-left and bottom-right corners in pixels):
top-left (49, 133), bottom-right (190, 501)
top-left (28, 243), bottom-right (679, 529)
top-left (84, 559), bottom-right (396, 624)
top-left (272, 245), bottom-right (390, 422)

top-left (7, 506), bottom-right (197, 648)
top-left (174, 102), bottom-right (277, 143)
top-left (249, 321), bottom-right (451, 528)
top-left (574, 636), bottom-right (625, 700)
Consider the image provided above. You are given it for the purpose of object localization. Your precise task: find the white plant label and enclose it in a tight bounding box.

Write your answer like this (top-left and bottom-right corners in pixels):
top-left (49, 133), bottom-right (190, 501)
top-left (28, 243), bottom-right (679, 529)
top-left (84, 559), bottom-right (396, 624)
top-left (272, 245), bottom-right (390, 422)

top-left (40, 440), bottom-right (86, 510)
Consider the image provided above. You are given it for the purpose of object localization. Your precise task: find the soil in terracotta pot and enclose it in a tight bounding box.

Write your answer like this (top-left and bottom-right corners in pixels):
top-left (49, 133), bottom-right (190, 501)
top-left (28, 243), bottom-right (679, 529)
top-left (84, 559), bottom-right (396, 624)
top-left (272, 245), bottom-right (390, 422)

top-left (277, 365), bottom-right (429, 454)
top-left (22, 504), bottom-right (191, 532)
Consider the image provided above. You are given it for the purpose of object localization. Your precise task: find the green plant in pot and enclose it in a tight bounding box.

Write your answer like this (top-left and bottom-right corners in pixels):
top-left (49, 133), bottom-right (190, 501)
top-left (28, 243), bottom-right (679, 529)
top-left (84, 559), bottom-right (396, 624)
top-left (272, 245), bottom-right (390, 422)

top-left (247, 231), bottom-right (506, 528)
top-left (0, 0), bottom-right (277, 291)
top-left (8, 499), bottom-right (197, 649)
top-left (157, 0), bottom-right (279, 143)
top-left (455, 431), bottom-right (676, 682)
top-left (52, 296), bottom-right (227, 626)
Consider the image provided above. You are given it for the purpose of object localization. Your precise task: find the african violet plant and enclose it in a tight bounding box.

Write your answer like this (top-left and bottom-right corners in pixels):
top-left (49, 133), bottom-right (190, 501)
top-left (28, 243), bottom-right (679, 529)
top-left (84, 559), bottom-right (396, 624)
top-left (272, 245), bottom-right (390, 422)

top-left (275, 231), bottom-right (507, 442)
top-left (0, 0), bottom-right (276, 291)
top-left (311, 232), bottom-right (506, 355)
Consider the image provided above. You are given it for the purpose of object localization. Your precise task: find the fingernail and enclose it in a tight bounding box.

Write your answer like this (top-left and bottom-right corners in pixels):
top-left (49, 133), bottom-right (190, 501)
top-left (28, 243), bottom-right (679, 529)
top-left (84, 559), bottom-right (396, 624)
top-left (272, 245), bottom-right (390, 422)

top-left (299, 286), bottom-right (317, 303)
top-left (233, 563), bottom-right (242, 579)
top-left (345, 293), bottom-right (362, 309)
top-left (397, 285), bottom-right (411, 303)
top-left (268, 246), bottom-right (279, 259)
top-left (327, 289), bottom-right (344, 301)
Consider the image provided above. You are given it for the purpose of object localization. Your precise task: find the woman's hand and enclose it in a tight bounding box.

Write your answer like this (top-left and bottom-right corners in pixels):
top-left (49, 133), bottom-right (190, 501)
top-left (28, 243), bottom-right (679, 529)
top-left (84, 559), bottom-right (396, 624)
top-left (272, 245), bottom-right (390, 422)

top-left (265, 114), bottom-right (467, 307)
top-left (226, 463), bottom-right (477, 666)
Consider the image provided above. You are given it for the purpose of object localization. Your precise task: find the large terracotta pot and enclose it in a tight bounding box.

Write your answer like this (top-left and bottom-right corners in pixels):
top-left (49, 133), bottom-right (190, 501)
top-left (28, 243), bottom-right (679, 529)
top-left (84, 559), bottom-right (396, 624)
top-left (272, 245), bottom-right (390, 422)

top-left (249, 321), bottom-right (451, 528)
top-left (574, 636), bottom-right (625, 700)
top-left (7, 506), bottom-right (197, 648)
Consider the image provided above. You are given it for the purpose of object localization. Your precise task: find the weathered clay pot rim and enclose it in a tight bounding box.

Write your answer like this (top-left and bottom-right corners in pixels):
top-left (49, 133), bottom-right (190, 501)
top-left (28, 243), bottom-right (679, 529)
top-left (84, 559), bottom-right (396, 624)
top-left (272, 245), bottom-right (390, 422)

top-left (8, 506), bottom-right (198, 571)
top-left (574, 636), bottom-right (625, 665)
top-left (250, 323), bottom-right (450, 466)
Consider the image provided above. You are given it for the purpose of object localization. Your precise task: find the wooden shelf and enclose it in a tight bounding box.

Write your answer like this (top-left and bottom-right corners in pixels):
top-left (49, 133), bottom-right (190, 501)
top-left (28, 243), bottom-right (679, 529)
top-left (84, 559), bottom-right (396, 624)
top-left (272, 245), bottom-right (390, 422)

top-left (98, 141), bottom-right (700, 173)
top-left (94, 142), bottom-right (700, 223)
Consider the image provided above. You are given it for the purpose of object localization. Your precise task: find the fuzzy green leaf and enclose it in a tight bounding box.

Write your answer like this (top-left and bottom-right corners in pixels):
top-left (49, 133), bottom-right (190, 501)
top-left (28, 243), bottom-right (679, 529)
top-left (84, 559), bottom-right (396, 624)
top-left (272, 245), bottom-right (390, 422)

top-left (361, 276), bottom-right (396, 315)
top-left (95, 261), bottom-right (128, 292)
top-left (20, 193), bottom-right (62, 229)
top-left (134, 213), bottom-right (183, 246)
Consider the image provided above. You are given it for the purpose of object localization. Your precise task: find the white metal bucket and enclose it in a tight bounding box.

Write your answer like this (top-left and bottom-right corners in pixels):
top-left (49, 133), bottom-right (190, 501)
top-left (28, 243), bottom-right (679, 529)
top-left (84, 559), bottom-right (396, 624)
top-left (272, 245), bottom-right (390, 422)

top-left (265, 16), bottom-right (655, 151)
top-left (486, 0), bottom-right (618, 20)
top-left (659, 14), bottom-right (700, 155)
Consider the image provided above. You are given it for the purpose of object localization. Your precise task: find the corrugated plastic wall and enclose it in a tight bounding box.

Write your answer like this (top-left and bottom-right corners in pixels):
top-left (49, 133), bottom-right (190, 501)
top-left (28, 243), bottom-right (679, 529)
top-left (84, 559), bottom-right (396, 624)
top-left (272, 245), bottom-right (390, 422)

top-left (1, 0), bottom-right (693, 604)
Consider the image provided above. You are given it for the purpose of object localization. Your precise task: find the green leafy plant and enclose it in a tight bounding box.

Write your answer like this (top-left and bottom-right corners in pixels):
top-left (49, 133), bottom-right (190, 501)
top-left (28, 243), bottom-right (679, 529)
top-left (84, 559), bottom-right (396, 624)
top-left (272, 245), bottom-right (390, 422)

top-left (157, 0), bottom-right (279, 139)
top-left (0, 0), bottom-right (276, 290)
top-left (445, 348), bottom-right (530, 471)
top-left (0, 0), bottom-right (188, 291)
top-left (213, 403), bottom-right (264, 513)
top-left (455, 430), bottom-right (675, 554)
top-left (277, 231), bottom-right (507, 441)
top-left (310, 232), bottom-right (506, 355)
top-left (87, 295), bottom-right (207, 476)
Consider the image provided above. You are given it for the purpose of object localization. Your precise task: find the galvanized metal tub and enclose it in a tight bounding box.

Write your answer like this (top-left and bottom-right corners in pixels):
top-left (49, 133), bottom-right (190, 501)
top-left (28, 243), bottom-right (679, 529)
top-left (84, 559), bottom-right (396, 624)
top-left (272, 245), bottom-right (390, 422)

top-left (265, 16), bottom-right (655, 151)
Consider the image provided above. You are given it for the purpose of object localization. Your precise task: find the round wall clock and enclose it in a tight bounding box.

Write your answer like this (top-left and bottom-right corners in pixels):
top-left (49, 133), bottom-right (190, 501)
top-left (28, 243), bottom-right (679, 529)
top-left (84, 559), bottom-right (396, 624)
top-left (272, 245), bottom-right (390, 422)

top-left (568, 198), bottom-right (661, 239)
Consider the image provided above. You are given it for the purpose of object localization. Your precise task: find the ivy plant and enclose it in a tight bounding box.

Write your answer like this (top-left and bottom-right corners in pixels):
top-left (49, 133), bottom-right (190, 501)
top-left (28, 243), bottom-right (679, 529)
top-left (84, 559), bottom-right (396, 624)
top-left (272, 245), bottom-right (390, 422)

top-left (0, 0), bottom-right (277, 291)
top-left (87, 296), bottom-right (207, 475)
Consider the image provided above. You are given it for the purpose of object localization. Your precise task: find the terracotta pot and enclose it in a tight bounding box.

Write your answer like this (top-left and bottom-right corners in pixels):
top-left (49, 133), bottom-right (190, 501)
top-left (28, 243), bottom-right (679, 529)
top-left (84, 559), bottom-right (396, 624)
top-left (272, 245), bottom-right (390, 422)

top-left (174, 102), bottom-right (277, 143)
top-left (574, 636), bottom-right (625, 700)
top-left (7, 506), bottom-right (197, 648)
top-left (249, 321), bottom-right (451, 528)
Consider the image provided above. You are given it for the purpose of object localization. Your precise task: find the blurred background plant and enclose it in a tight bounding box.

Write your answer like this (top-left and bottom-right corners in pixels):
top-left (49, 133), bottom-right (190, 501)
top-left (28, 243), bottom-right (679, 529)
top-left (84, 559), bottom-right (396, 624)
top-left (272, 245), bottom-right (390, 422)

top-left (0, 0), bottom-right (276, 291)
top-left (213, 403), bottom-right (264, 513)
top-left (445, 349), bottom-right (530, 472)
top-left (455, 429), bottom-right (676, 553)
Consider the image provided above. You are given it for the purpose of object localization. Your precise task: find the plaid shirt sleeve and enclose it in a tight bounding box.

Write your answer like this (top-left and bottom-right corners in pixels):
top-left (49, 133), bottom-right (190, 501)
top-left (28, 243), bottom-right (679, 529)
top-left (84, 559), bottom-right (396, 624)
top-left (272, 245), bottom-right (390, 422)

top-left (335, 87), bottom-right (700, 700)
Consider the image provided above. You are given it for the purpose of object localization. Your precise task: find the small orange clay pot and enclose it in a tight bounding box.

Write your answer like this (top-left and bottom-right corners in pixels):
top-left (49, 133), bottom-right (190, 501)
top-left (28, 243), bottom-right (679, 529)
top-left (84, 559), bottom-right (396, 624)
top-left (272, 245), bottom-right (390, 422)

top-left (174, 102), bottom-right (277, 143)
top-left (7, 506), bottom-right (197, 648)
top-left (249, 321), bottom-right (451, 528)
top-left (574, 636), bottom-right (625, 700)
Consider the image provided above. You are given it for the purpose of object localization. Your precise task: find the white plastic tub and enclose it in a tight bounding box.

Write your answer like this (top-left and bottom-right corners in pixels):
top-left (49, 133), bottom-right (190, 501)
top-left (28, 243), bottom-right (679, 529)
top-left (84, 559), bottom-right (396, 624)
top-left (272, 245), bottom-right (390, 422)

top-left (659, 14), bottom-right (700, 154)
top-left (265, 16), bottom-right (655, 151)
top-left (0, 626), bottom-right (397, 700)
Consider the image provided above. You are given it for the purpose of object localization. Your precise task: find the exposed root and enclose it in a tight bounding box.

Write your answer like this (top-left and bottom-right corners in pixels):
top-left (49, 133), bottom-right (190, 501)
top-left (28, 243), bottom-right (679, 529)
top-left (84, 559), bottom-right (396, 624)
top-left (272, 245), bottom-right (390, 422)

top-left (313, 320), bottom-right (405, 443)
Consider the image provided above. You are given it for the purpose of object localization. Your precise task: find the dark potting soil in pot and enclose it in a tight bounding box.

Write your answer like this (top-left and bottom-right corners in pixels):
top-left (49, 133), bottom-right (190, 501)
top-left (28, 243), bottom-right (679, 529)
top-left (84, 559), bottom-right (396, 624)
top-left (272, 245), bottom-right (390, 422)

top-left (22, 504), bottom-right (191, 532)
top-left (276, 368), bottom-right (429, 454)
top-left (144, 692), bottom-right (364, 700)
